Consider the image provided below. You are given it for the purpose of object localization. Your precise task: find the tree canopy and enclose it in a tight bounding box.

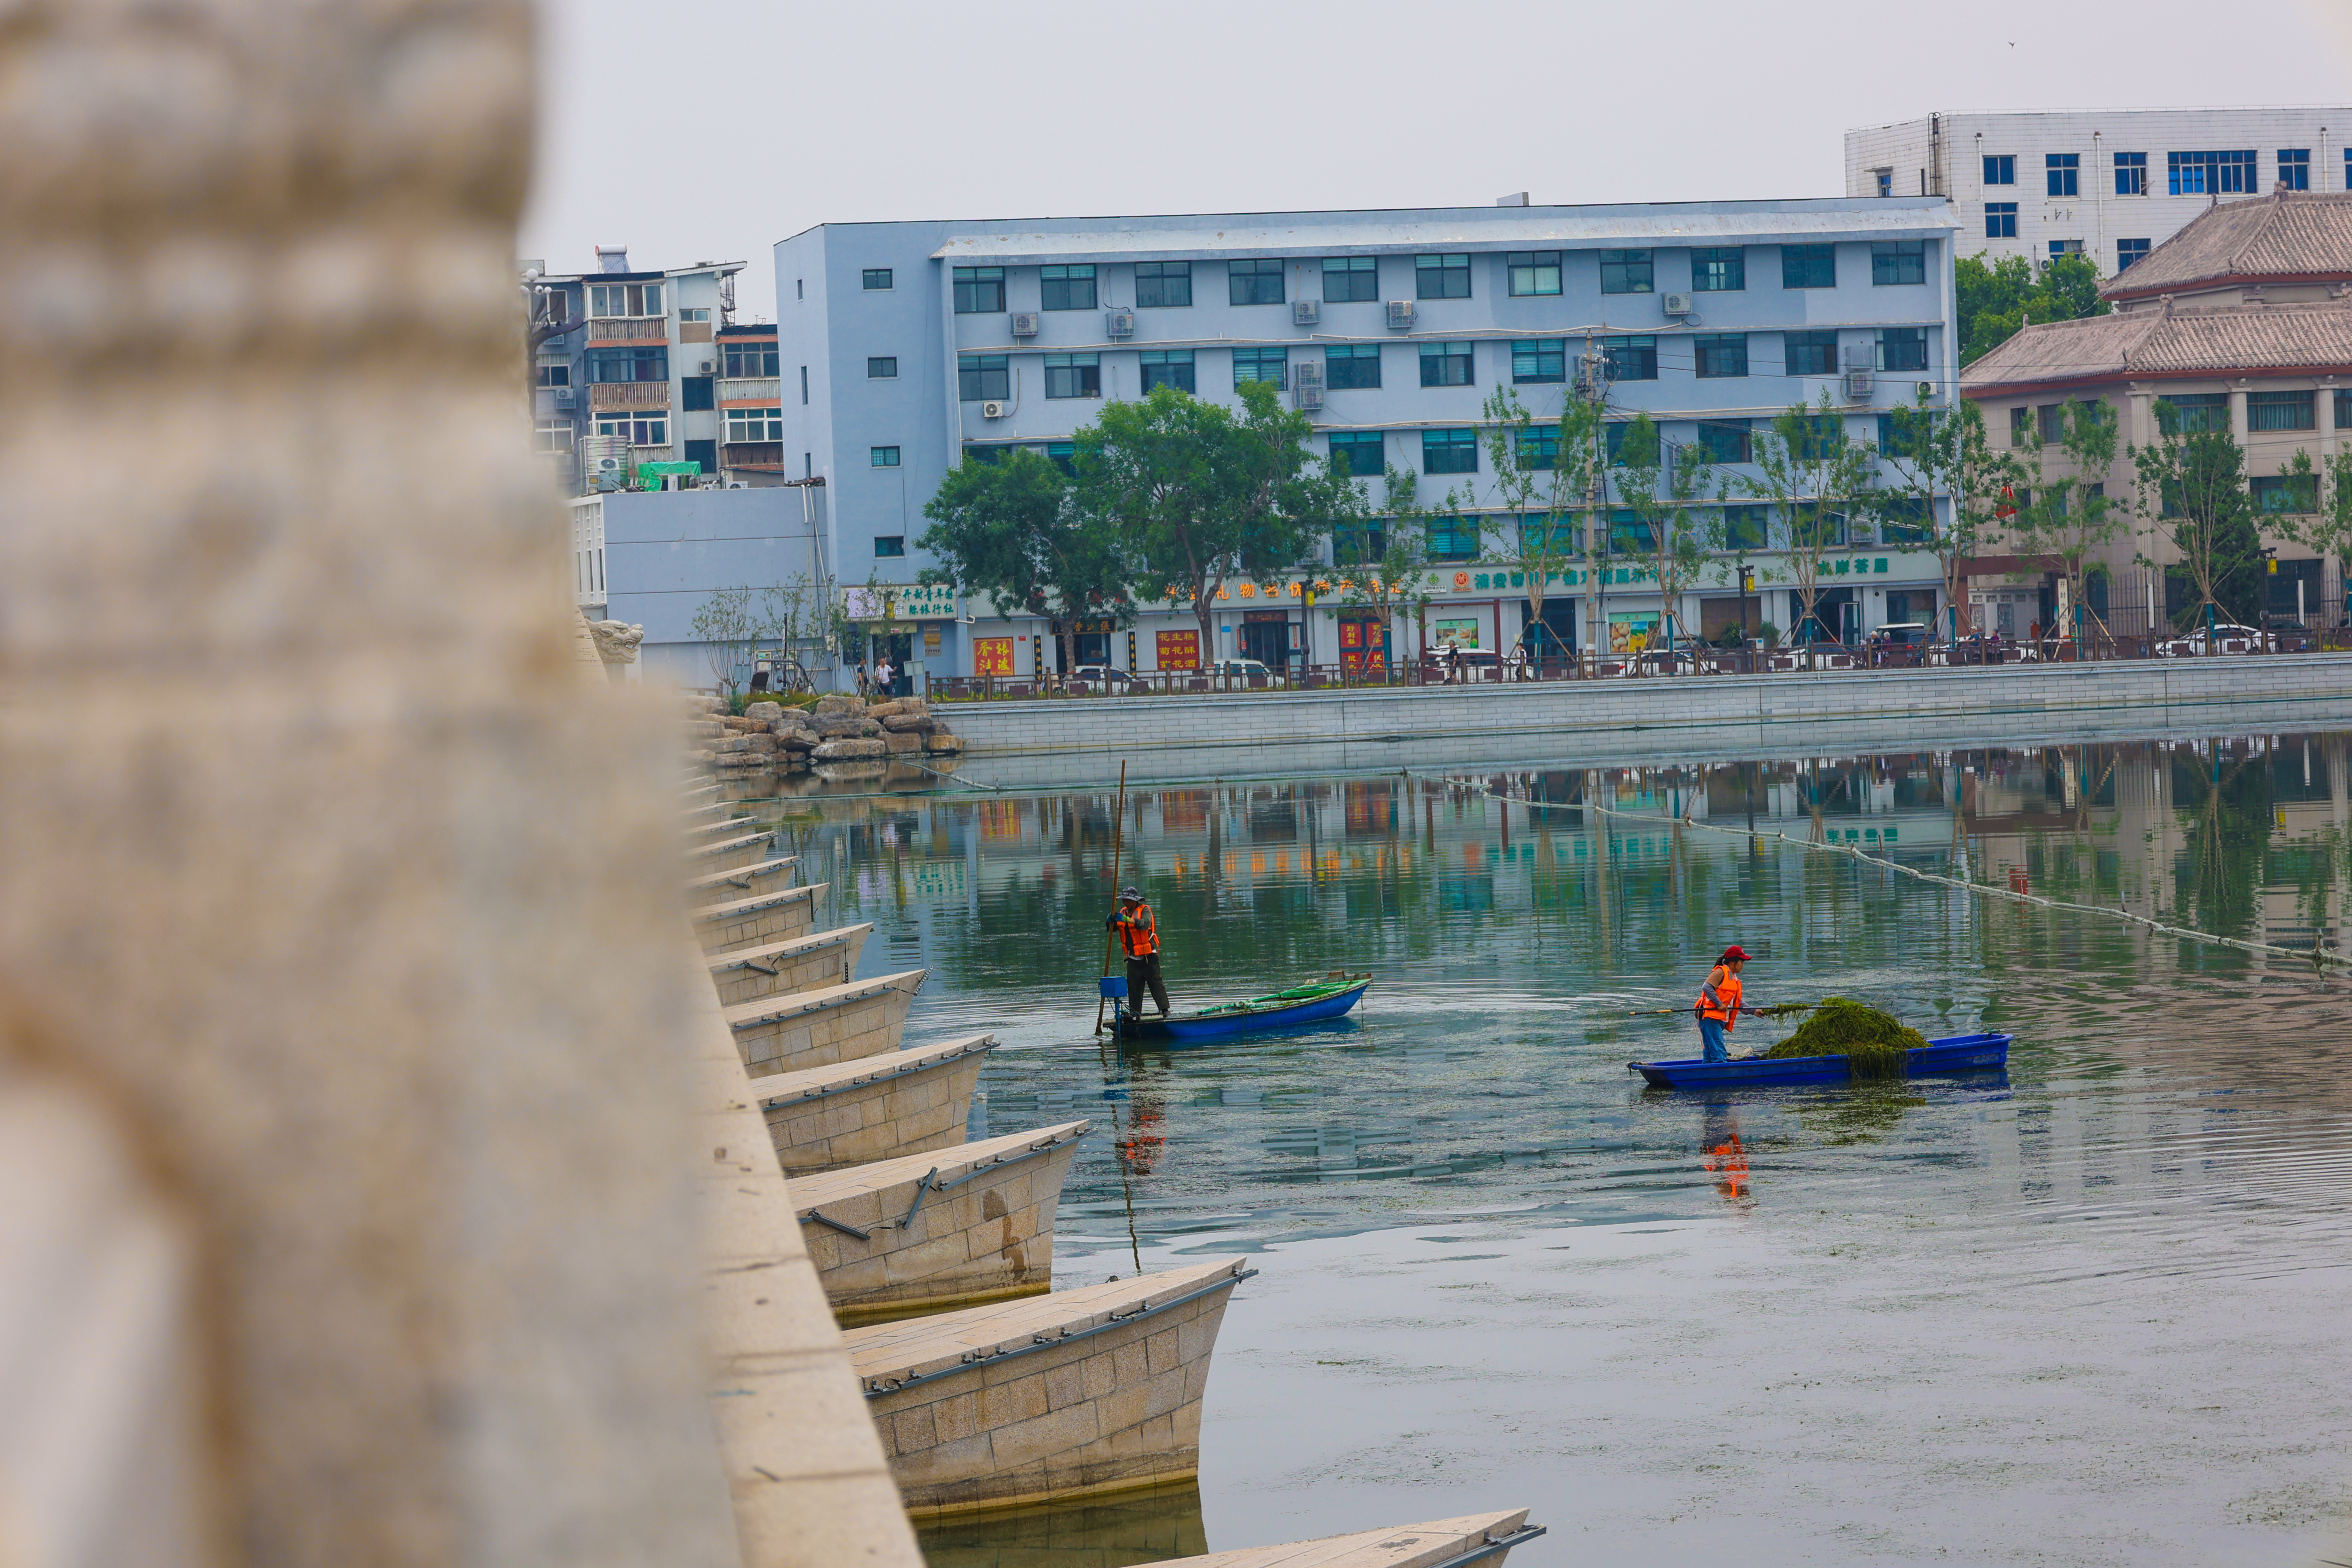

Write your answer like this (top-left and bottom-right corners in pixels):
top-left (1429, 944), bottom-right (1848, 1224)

top-left (1957, 254), bottom-right (2110, 365)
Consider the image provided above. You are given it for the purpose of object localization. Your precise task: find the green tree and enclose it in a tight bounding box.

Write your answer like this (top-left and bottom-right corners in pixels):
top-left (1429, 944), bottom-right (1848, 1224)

top-left (2131, 403), bottom-right (2261, 643)
top-left (2281, 448), bottom-right (2352, 630)
top-left (1071, 381), bottom-right (1319, 655)
top-left (689, 584), bottom-right (761, 699)
top-left (1742, 391), bottom-right (1881, 663)
top-left (1608, 412), bottom-right (1716, 658)
top-left (1877, 393), bottom-right (2018, 640)
top-left (917, 448), bottom-right (1133, 676)
top-left (1957, 253), bottom-right (2112, 365)
top-left (2008, 398), bottom-right (2124, 649)
top-left (1329, 465), bottom-right (1439, 680)
top-left (1479, 385), bottom-right (1606, 660)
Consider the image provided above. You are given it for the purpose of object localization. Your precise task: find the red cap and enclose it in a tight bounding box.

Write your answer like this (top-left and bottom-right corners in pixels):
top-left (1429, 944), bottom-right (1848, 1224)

top-left (1719, 946), bottom-right (1752, 963)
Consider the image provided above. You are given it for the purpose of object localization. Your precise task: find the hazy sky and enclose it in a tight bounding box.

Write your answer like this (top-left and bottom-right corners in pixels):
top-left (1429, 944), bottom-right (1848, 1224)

top-left (520, 0), bottom-right (2352, 323)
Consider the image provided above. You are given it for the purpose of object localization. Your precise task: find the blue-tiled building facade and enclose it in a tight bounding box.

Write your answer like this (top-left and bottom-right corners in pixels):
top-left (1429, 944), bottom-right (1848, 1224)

top-left (775, 197), bottom-right (1961, 676)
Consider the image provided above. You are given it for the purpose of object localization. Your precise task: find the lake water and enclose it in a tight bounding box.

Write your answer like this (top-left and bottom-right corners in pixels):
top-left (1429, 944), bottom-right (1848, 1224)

top-left (756, 734), bottom-right (2352, 1568)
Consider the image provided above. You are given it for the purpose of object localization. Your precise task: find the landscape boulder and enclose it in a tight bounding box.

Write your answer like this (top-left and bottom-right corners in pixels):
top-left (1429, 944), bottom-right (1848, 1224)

top-left (810, 714), bottom-right (882, 740)
top-left (923, 734), bottom-right (964, 755)
top-left (881, 730), bottom-right (924, 754)
top-left (879, 711), bottom-right (932, 733)
top-left (813, 693), bottom-right (864, 716)
top-left (812, 738), bottom-right (888, 761)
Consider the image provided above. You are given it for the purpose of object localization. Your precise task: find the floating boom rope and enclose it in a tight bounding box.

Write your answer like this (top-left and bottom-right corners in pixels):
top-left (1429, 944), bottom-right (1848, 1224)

top-left (1411, 771), bottom-right (2350, 975)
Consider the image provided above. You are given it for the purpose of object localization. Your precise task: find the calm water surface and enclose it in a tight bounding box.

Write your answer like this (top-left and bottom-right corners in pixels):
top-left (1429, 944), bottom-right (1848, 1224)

top-left (756, 735), bottom-right (2352, 1568)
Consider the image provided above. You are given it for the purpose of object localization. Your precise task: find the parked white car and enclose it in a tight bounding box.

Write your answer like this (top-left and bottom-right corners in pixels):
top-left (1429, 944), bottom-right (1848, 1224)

top-left (1210, 658), bottom-right (1287, 687)
top-left (2156, 623), bottom-right (2264, 656)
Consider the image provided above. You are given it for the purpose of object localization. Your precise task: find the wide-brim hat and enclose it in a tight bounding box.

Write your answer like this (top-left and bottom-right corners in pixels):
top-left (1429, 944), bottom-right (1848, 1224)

top-left (1119, 885), bottom-right (1142, 900)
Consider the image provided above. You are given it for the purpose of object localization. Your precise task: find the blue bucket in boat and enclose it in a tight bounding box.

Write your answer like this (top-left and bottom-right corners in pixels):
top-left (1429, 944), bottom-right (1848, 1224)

top-left (1098, 975), bottom-right (1129, 1000)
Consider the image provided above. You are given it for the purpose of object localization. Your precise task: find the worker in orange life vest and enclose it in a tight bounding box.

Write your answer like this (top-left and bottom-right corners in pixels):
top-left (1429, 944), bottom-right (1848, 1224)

top-left (1106, 885), bottom-right (1170, 1020)
top-left (1694, 945), bottom-right (1753, 1063)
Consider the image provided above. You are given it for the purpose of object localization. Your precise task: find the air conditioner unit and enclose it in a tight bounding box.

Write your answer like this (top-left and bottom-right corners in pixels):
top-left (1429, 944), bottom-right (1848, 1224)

top-left (698, 360), bottom-right (714, 375)
top-left (1010, 312), bottom-right (1040, 337)
top-left (1662, 292), bottom-right (1694, 317)
top-left (551, 386), bottom-right (576, 408)
top-left (1104, 309), bottom-right (1135, 338)
top-left (1292, 300), bottom-right (1321, 326)
top-left (1915, 381), bottom-right (1936, 401)
top-left (1385, 300), bottom-right (1416, 330)
top-left (980, 400), bottom-right (1007, 420)
top-left (1295, 383), bottom-right (1324, 411)
top-left (1842, 369), bottom-right (1875, 400)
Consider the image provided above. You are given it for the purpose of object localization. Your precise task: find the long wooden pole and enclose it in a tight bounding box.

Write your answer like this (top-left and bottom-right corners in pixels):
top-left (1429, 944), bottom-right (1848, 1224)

top-left (1094, 760), bottom-right (1129, 1035)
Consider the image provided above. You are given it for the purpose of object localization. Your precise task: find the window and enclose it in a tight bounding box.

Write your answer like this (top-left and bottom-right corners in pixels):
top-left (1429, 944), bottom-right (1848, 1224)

top-left (2046, 153), bottom-right (2079, 197)
top-left (1875, 169), bottom-right (1893, 198)
top-left (2248, 390), bottom-right (2315, 431)
top-left (1789, 414), bottom-right (1844, 460)
top-left (536, 359), bottom-right (570, 387)
top-left (1983, 154), bottom-right (2015, 185)
top-left (870, 446), bottom-right (901, 467)
top-left (681, 375), bottom-right (714, 411)
top-left (1693, 334), bottom-right (1747, 379)
top-left (587, 281), bottom-right (663, 317)
top-left (1601, 335), bottom-right (1657, 380)
top-left (723, 340), bottom-right (779, 377)
top-left (1877, 328), bottom-right (1928, 373)
top-left (1985, 203), bottom-right (2018, 239)
top-left (800, 365), bottom-right (808, 404)
top-left (1520, 513), bottom-right (1573, 554)
top-left (1416, 253), bottom-right (1472, 299)
top-left (1323, 256), bottom-right (1379, 302)
top-left (2279, 149), bottom-right (2312, 191)
top-left (863, 268), bottom-right (892, 290)
top-left (1043, 351), bottom-right (1100, 398)
top-left (1694, 420), bottom-right (1752, 464)
top-left (2253, 474), bottom-right (2318, 514)
top-left (1607, 509), bottom-right (1657, 556)
top-left (874, 536), bottom-right (906, 557)
top-left (868, 356), bottom-right (897, 379)
top-left (1135, 261), bottom-right (1192, 309)
top-left (1421, 429), bottom-right (1478, 475)
top-left (1784, 331), bottom-right (1838, 377)
top-left (1232, 345), bottom-right (1287, 388)
top-left (1516, 428), bottom-right (1558, 470)
top-left (952, 265), bottom-right (1005, 313)
top-left (1419, 341), bottom-right (1475, 388)
top-left (2114, 152), bottom-right (2148, 195)
top-left (1871, 241), bottom-right (1925, 286)
top-left (2117, 238), bottom-right (2152, 270)
top-left (1512, 338), bottom-right (1565, 384)
top-left (1782, 244), bottom-right (1835, 288)
top-left (1324, 343), bottom-right (1381, 390)
top-left (722, 407), bottom-right (779, 443)
top-left (1039, 263), bottom-right (1096, 311)
top-left (1043, 441), bottom-right (1075, 475)
top-left (1599, 249), bottom-right (1652, 294)
top-left (1690, 247), bottom-right (1745, 291)
top-left (1879, 495), bottom-right (1934, 545)
top-left (678, 307), bottom-right (710, 327)
top-left (2009, 406), bottom-right (2029, 446)
top-left (1139, 348), bottom-right (1195, 394)
top-left (2337, 389), bottom-right (2352, 431)
top-left (594, 409), bottom-right (669, 447)
top-left (1506, 251), bottom-right (1562, 296)
top-left (1229, 259), bottom-right (1285, 306)
top-left (584, 346), bottom-right (668, 383)
top-left (2156, 394), bottom-right (2228, 435)
top-left (1334, 526), bottom-right (1387, 565)
top-left (683, 438), bottom-right (716, 475)
top-left (1720, 504), bottom-right (1769, 551)
top-left (2037, 403), bottom-right (2064, 442)
top-left (2048, 239), bottom-right (2083, 257)
top-left (533, 418), bottom-right (573, 453)
top-left (957, 353), bottom-right (1009, 402)
top-left (1326, 430), bottom-right (1383, 479)
top-left (1425, 514), bottom-right (1480, 560)
top-left (2169, 150), bottom-right (2257, 196)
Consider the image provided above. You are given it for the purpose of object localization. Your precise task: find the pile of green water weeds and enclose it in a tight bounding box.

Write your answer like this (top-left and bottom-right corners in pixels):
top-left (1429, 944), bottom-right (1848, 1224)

top-left (1761, 996), bottom-right (1928, 1081)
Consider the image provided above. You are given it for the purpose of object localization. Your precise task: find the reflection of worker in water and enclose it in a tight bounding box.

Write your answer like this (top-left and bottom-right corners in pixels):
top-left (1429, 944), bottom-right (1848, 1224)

top-left (1700, 1099), bottom-right (1750, 1203)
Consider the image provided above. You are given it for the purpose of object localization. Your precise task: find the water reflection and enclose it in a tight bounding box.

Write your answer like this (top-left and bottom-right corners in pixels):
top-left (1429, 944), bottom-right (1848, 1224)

top-left (915, 1481), bottom-right (1207, 1568)
top-left (750, 733), bottom-right (2352, 1566)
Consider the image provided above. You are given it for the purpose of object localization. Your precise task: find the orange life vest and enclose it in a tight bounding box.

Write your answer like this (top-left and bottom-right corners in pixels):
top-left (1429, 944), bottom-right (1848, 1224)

top-left (1696, 965), bottom-right (1741, 1027)
top-left (1116, 903), bottom-right (1159, 959)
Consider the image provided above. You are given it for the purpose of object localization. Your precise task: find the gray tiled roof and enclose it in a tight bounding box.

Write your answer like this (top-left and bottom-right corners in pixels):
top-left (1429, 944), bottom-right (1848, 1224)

top-left (1960, 300), bottom-right (2352, 392)
top-left (2101, 190), bottom-right (2352, 302)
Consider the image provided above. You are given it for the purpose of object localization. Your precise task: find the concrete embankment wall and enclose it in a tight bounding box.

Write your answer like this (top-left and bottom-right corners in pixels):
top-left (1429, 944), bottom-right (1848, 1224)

top-left (945, 657), bottom-right (2352, 788)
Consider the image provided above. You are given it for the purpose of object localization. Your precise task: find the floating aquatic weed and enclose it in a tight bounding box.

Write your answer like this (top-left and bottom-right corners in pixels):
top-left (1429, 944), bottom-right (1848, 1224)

top-left (1763, 996), bottom-right (1929, 1081)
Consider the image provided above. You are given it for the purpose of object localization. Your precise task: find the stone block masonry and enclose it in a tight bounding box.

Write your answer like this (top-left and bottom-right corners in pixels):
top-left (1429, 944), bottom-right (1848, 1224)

top-left (708, 922), bottom-right (872, 1009)
top-left (790, 1121), bottom-right (1090, 1321)
top-left (686, 854), bottom-right (795, 909)
top-left (732, 1035), bottom-right (998, 1176)
top-left (686, 829), bottom-right (780, 877)
top-left (727, 968), bottom-right (925, 1076)
top-left (844, 1258), bottom-right (1252, 1517)
top-left (692, 882), bottom-right (826, 956)
top-left (941, 657), bottom-right (2352, 788)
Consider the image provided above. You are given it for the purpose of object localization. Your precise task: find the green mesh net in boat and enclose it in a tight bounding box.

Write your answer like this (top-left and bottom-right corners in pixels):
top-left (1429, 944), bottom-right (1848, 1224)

top-left (1761, 996), bottom-right (1929, 1081)
top-left (1194, 977), bottom-right (1363, 1016)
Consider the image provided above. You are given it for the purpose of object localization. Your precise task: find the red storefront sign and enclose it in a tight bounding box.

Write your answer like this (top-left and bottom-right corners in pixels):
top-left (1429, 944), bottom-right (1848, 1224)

top-left (1155, 629), bottom-right (1200, 670)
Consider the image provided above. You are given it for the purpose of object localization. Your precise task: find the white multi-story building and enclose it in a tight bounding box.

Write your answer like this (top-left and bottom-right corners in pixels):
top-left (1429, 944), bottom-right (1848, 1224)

top-left (1844, 108), bottom-right (2352, 278)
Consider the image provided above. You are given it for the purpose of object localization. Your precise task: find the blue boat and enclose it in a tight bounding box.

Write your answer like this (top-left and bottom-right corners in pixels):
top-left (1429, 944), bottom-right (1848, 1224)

top-left (1628, 1031), bottom-right (2012, 1089)
top-left (1111, 972), bottom-right (1373, 1043)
